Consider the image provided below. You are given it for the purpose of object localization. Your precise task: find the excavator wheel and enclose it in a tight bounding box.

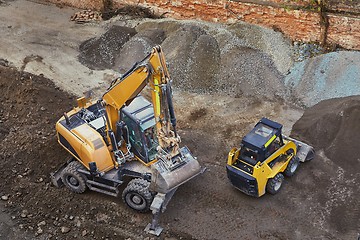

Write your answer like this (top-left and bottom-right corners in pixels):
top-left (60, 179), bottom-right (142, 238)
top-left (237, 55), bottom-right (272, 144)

top-left (122, 179), bottom-right (153, 213)
top-left (284, 156), bottom-right (300, 177)
top-left (61, 161), bottom-right (87, 194)
top-left (266, 173), bottom-right (284, 195)
top-left (130, 178), bottom-right (152, 188)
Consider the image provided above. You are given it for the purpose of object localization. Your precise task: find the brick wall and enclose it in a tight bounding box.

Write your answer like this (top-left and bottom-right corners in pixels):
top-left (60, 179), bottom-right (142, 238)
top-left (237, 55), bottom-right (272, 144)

top-left (47, 0), bottom-right (360, 50)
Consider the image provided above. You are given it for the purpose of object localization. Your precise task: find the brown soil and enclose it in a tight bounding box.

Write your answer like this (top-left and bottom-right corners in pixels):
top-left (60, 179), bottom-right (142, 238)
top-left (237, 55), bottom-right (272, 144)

top-left (1, 1), bottom-right (359, 239)
top-left (1, 65), bottom-right (359, 239)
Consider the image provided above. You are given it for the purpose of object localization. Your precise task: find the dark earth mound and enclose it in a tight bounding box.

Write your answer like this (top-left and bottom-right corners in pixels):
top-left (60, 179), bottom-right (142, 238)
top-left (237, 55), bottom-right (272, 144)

top-left (291, 96), bottom-right (360, 235)
top-left (291, 95), bottom-right (360, 175)
top-left (0, 66), bottom-right (157, 239)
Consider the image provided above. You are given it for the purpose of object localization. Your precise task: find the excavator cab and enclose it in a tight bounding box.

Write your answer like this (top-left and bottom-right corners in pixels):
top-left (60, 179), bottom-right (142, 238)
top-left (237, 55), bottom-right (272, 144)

top-left (121, 95), bottom-right (159, 164)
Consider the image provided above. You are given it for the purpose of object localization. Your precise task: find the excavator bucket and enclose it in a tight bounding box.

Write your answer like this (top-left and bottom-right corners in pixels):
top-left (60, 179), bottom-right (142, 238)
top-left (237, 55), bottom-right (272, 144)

top-left (150, 146), bottom-right (203, 194)
top-left (284, 136), bottom-right (315, 162)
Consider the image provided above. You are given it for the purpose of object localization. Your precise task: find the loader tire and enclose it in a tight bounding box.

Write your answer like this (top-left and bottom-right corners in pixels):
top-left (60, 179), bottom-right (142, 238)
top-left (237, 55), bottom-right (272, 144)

top-left (266, 173), bottom-right (284, 195)
top-left (122, 179), bottom-right (153, 213)
top-left (284, 156), bottom-right (300, 177)
top-left (61, 161), bottom-right (87, 194)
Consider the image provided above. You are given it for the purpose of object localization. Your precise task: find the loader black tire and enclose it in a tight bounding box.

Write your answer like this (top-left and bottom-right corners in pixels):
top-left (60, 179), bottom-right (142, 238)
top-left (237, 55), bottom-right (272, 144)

top-left (266, 173), bottom-right (284, 195)
top-left (122, 179), bottom-right (153, 213)
top-left (61, 161), bottom-right (87, 194)
top-left (284, 156), bottom-right (300, 177)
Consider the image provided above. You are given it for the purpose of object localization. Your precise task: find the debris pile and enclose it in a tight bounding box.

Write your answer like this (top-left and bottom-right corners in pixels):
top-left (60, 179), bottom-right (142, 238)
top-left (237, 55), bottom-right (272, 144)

top-left (70, 10), bottom-right (102, 23)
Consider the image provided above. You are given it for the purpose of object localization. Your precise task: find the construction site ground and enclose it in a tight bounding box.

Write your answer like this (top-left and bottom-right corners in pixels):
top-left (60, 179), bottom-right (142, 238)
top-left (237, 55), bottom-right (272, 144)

top-left (0, 1), bottom-right (359, 239)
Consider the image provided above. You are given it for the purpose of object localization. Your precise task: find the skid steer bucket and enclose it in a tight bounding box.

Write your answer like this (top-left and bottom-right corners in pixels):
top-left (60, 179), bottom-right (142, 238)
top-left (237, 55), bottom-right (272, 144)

top-left (284, 136), bottom-right (315, 162)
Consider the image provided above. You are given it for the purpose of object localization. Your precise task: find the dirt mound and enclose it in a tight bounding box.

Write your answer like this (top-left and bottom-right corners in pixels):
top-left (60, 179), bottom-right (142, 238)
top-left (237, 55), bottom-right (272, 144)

top-left (0, 66), bottom-right (149, 239)
top-left (290, 96), bottom-right (360, 235)
top-left (291, 95), bottom-right (360, 175)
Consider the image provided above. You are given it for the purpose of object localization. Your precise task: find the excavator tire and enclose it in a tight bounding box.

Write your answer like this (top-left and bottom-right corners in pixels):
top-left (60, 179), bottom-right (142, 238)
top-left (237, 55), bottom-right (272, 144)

top-left (284, 156), bottom-right (300, 177)
top-left (61, 161), bottom-right (87, 194)
top-left (122, 179), bottom-right (153, 213)
top-left (266, 173), bottom-right (284, 195)
top-left (131, 178), bottom-right (151, 187)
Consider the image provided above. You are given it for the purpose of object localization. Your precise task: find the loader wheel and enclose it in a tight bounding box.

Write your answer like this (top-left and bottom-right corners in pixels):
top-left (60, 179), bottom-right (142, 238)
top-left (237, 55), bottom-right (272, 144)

top-left (122, 179), bottom-right (153, 213)
top-left (266, 173), bottom-right (284, 195)
top-left (284, 156), bottom-right (300, 177)
top-left (61, 161), bottom-right (87, 194)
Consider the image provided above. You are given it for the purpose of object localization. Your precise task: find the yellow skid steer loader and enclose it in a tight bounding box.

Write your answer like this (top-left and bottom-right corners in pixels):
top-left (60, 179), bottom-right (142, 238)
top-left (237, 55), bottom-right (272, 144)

top-left (227, 118), bottom-right (314, 197)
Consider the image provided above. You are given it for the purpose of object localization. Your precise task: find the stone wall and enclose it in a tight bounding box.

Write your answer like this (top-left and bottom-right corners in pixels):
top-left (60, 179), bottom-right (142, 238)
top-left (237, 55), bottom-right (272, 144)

top-left (46, 0), bottom-right (360, 50)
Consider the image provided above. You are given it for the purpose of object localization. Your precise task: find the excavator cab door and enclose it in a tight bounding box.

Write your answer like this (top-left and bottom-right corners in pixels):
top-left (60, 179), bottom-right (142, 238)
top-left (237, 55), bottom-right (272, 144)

top-left (121, 95), bottom-right (159, 164)
top-left (122, 114), bottom-right (148, 162)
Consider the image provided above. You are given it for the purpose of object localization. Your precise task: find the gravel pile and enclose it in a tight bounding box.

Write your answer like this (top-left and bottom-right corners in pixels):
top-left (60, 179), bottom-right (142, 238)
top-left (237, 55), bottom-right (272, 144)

top-left (78, 18), bottom-right (359, 106)
top-left (79, 19), bottom-right (293, 101)
top-left (78, 25), bottom-right (136, 70)
top-left (285, 51), bottom-right (360, 107)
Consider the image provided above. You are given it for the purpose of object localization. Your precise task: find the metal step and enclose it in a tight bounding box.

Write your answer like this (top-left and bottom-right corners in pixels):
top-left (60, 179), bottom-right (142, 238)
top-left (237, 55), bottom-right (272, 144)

top-left (86, 180), bottom-right (121, 197)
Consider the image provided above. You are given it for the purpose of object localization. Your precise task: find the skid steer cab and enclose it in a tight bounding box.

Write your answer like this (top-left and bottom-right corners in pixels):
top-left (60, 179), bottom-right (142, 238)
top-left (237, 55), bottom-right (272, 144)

top-left (226, 117), bottom-right (314, 197)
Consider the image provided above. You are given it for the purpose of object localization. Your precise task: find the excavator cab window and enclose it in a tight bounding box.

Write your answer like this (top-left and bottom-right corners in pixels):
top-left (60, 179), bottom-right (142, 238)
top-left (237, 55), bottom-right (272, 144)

top-left (144, 127), bottom-right (158, 161)
top-left (122, 113), bottom-right (159, 163)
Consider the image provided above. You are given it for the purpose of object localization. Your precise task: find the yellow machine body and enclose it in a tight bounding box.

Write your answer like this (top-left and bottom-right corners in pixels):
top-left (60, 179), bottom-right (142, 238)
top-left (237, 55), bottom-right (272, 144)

top-left (227, 140), bottom-right (296, 197)
top-left (226, 117), bottom-right (314, 197)
top-left (54, 46), bottom-right (202, 193)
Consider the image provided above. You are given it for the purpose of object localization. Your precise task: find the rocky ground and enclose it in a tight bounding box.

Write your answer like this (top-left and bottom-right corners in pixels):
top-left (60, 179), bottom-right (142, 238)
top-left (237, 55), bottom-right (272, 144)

top-left (0, 0), bottom-right (359, 239)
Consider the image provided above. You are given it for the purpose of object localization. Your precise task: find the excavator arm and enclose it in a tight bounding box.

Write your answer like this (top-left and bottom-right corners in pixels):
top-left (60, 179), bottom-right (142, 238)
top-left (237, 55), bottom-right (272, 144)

top-left (102, 46), bottom-right (179, 157)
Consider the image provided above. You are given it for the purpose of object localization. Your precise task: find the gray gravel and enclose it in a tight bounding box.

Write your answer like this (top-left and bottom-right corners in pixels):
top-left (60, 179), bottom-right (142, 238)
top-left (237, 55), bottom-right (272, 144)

top-left (78, 17), bottom-right (359, 107)
top-left (80, 19), bottom-right (293, 101)
top-left (285, 51), bottom-right (360, 107)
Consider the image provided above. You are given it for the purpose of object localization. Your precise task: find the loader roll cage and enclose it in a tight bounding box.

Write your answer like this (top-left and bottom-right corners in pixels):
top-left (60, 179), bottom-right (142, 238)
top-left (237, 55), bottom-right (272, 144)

top-left (241, 118), bottom-right (284, 163)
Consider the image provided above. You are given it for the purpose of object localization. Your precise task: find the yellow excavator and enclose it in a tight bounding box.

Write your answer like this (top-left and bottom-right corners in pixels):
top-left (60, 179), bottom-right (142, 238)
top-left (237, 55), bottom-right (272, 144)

top-left (227, 118), bottom-right (314, 197)
top-left (51, 46), bottom-right (203, 235)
